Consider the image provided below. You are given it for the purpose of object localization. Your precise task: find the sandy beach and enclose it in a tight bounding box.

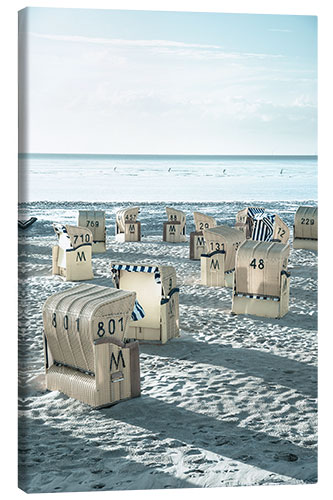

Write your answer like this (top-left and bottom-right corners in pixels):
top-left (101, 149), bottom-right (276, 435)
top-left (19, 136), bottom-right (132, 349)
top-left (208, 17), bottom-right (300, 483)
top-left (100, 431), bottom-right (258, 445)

top-left (17, 200), bottom-right (317, 493)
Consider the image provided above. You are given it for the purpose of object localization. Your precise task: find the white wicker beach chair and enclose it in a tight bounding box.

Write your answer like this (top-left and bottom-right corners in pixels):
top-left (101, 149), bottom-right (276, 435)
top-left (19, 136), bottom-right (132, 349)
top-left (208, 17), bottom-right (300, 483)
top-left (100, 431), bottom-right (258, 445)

top-left (42, 283), bottom-right (141, 407)
top-left (201, 225), bottom-right (246, 287)
top-left (111, 263), bottom-right (179, 343)
top-left (163, 207), bottom-right (186, 243)
top-left (232, 240), bottom-right (290, 318)
top-left (293, 206), bottom-right (318, 250)
top-left (115, 207), bottom-right (141, 242)
top-left (78, 210), bottom-right (106, 253)
top-left (52, 224), bottom-right (94, 281)
top-left (190, 212), bottom-right (217, 260)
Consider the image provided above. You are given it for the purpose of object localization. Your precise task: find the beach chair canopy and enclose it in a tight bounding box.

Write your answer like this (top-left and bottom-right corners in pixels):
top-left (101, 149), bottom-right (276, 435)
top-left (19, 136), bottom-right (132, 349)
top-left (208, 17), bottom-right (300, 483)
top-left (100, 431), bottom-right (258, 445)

top-left (203, 225), bottom-right (246, 272)
top-left (193, 212), bottom-right (217, 232)
top-left (43, 284), bottom-right (137, 374)
top-left (53, 223), bottom-right (93, 250)
top-left (165, 207), bottom-right (186, 228)
top-left (294, 206), bottom-right (318, 240)
top-left (236, 207), bottom-right (265, 225)
top-left (78, 210), bottom-right (105, 243)
top-left (235, 240), bottom-right (290, 298)
top-left (116, 207), bottom-right (140, 233)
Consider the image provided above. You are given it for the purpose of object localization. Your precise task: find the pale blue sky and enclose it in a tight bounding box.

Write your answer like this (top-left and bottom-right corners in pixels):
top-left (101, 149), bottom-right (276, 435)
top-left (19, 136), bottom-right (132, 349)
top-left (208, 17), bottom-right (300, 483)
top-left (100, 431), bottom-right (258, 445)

top-left (18, 7), bottom-right (317, 155)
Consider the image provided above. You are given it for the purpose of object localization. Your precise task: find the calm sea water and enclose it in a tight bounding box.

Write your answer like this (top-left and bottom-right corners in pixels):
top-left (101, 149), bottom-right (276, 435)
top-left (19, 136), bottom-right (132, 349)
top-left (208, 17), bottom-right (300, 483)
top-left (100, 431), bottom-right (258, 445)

top-left (18, 154), bottom-right (317, 203)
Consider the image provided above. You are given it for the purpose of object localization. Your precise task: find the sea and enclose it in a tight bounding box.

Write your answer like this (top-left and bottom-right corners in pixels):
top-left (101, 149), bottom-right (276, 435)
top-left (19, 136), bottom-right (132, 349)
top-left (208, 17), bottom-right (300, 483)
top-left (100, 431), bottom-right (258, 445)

top-left (18, 154), bottom-right (317, 203)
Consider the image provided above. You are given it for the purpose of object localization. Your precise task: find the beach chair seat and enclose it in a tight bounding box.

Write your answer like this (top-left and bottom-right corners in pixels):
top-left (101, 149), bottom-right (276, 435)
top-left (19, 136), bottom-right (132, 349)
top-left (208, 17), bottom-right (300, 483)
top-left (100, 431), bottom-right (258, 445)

top-left (42, 283), bottom-right (141, 407)
top-left (111, 263), bottom-right (179, 343)
top-left (52, 224), bottom-right (94, 281)
top-left (190, 212), bottom-right (217, 260)
top-left (293, 206), bottom-right (318, 250)
top-left (115, 207), bottom-right (141, 242)
top-left (232, 240), bottom-right (290, 318)
top-left (163, 207), bottom-right (186, 243)
top-left (78, 210), bottom-right (106, 253)
top-left (201, 225), bottom-right (246, 287)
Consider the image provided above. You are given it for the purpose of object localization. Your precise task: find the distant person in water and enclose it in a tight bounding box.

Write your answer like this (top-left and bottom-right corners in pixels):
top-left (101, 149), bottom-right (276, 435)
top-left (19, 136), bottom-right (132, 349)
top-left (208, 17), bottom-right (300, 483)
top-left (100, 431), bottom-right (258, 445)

top-left (223, 169), bottom-right (226, 175)
top-left (168, 167), bottom-right (171, 172)
top-left (280, 169), bottom-right (283, 175)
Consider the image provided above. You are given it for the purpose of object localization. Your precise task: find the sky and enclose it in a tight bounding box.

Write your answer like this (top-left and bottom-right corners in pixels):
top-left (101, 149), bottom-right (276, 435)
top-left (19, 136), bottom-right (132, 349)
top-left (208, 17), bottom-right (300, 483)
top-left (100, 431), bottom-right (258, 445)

top-left (18, 7), bottom-right (317, 155)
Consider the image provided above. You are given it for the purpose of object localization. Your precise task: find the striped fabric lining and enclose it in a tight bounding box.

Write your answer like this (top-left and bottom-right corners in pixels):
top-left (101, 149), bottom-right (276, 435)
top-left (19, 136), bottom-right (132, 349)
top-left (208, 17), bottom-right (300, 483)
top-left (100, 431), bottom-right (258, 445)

top-left (111, 264), bottom-right (162, 284)
top-left (234, 292), bottom-right (280, 301)
top-left (247, 207), bottom-right (265, 218)
top-left (110, 264), bottom-right (165, 322)
top-left (131, 300), bottom-right (145, 321)
top-left (251, 214), bottom-right (275, 241)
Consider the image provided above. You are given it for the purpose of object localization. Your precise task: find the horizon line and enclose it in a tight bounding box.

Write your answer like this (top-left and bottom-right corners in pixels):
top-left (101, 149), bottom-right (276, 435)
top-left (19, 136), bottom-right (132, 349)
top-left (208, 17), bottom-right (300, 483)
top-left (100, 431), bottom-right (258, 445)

top-left (19, 152), bottom-right (318, 158)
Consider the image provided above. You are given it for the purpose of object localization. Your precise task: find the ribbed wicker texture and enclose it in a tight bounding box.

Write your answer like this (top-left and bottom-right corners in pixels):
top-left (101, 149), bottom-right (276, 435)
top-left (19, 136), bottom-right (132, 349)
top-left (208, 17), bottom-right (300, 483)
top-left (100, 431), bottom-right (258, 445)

top-left (235, 240), bottom-right (290, 298)
top-left (166, 206), bottom-right (186, 226)
top-left (294, 206), bottom-right (318, 241)
top-left (78, 210), bottom-right (106, 245)
top-left (203, 225), bottom-right (246, 273)
top-left (271, 215), bottom-right (290, 244)
top-left (63, 225), bottom-right (94, 249)
top-left (189, 231), bottom-right (206, 260)
top-left (52, 224), bottom-right (94, 281)
top-left (42, 284), bottom-right (141, 407)
top-left (193, 212), bottom-right (217, 232)
top-left (163, 207), bottom-right (186, 242)
top-left (116, 207), bottom-right (140, 233)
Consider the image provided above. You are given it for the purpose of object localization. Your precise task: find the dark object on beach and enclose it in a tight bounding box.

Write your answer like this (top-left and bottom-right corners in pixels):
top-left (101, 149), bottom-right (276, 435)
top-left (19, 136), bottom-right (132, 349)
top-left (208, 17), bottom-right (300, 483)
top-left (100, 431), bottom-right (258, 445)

top-left (274, 452), bottom-right (298, 462)
top-left (18, 217), bottom-right (37, 229)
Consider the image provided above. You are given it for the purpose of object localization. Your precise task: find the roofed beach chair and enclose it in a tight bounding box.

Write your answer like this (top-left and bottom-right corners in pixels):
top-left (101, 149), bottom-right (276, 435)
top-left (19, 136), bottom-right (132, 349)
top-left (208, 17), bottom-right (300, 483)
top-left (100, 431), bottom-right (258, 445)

top-left (42, 284), bottom-right (141, 407)
top-left (111, 263), bottom-right (179, 343)
top-left (235, 207), bottom-right (290, 244)
top-left (163, 207), bottom-right (187, 243)
top-left (293, 206), bottom-right (318, 251)
top-left (115, 206), bottom-right (141, 242)
top-left (232, 240), bottom-right (290, 318)
top-left (78, 210), bottom-right (106, 253)
top-left (52, 224), bottom-right (94, 281)
top-left (201, 225), bottom-right (246, 287)
top-left (235, 207), bottom-right (265, 239)
top-left (190, 211), bottom-right (217, 260)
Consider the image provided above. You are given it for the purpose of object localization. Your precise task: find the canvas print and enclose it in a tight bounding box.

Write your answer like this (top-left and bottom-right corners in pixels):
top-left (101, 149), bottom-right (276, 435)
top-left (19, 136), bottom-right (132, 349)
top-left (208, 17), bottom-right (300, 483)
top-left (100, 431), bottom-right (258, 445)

top-left (18, 7), bottom-right (317, 493)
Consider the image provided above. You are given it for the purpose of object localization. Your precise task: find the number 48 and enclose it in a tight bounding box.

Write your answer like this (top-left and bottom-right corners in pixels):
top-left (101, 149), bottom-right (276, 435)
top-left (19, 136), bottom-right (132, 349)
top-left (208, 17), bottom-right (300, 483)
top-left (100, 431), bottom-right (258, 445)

top-left (250, 258), bottom-right (264, 269)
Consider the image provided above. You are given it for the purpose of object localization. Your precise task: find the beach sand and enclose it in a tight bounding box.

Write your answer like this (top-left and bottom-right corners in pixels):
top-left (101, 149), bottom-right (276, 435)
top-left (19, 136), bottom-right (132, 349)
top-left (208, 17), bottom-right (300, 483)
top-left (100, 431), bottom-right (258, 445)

top-left (17, 201), bottom-right (317, 493)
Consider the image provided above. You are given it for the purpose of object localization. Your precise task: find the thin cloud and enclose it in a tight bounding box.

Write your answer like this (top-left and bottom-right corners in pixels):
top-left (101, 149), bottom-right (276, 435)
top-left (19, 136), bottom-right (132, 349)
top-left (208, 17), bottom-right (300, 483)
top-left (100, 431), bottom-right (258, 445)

top-left (30, 32), bottom-right (283, 60)
top-left (30, 32), bottom-right (221, 49)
